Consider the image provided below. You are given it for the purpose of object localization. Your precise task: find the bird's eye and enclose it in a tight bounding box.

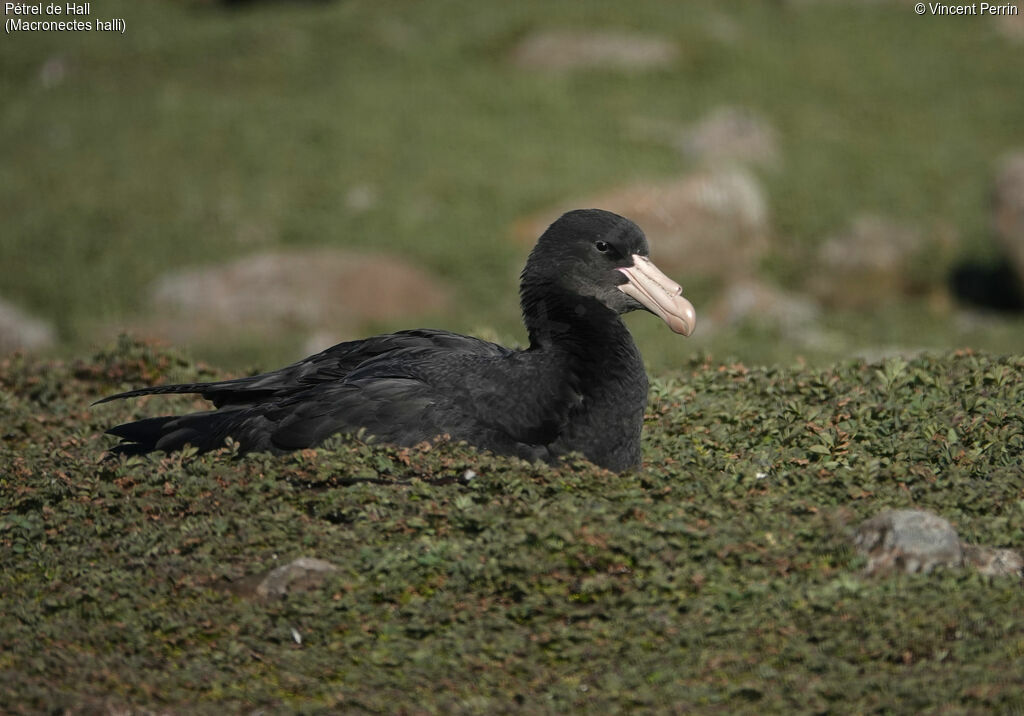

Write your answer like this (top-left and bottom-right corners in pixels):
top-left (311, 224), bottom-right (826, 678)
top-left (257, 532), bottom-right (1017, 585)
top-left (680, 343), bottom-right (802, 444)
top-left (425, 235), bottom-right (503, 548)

top-left (594, 241), bottom-right (611, 253)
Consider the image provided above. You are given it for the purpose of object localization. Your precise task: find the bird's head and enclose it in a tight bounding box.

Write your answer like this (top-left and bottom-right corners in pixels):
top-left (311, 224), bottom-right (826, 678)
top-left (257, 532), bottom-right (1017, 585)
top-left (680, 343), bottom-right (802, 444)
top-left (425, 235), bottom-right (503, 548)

top-left (522, 208), bottom-right (696, 336)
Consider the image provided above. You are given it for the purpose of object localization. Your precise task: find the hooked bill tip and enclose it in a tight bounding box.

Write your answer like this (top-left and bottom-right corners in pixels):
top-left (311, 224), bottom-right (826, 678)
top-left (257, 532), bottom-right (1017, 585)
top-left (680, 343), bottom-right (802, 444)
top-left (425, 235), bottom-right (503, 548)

top-left (617, 255), bottom-right (696, 336)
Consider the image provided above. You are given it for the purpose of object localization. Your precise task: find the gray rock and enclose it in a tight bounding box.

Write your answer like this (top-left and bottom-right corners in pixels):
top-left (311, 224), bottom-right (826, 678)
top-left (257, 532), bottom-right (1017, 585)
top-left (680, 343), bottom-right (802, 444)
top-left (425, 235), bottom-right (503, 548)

top-left (0, 297), bottom-right (55, 354)
top-left (216, 557), bottom-right (341, 601)
top-left (255, 557), bottom-right (340, 600)
top-left (344, 184), bottom-right (378, 214)
top-left (853, 509), bottom-right (963, 575)
top-left (809, 214), bottom-right (954, 309)
top-left (679, 106), bottom-right (780, 168)
top-left (993, 151), bottom-right (1024, 288)
top-left (509, 29), bottom-right (679, 72)
top-left (38, 53), bottom-right (69, 89)
top-left (994, 10), bottom-right (1024, 42)
top-left (961, 543), bottom-right (1024, 578)
top-left (706, 278), bottom-right (820, 336)
top-left (852, 509), bottom-right (1023, 578)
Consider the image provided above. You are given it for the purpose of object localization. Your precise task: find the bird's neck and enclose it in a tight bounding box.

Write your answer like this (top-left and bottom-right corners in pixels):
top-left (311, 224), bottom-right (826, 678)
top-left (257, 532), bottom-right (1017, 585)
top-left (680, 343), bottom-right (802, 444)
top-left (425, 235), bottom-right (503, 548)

top-left (521, 287), bottom-right (640, 371)
top-left (521, 285), bottom-right (648, 472)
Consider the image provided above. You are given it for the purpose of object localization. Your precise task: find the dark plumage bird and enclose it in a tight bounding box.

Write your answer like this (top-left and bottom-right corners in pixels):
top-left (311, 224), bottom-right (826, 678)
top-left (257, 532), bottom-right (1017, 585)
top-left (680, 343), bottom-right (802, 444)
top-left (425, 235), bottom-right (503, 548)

top-left (98, 209), bottom-right (696, 472)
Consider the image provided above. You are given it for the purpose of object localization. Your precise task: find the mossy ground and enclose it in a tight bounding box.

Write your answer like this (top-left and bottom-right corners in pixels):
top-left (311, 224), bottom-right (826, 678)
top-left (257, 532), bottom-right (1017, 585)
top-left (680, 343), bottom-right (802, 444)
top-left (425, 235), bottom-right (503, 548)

top-left (2, 339), bottom-right (1022, 712)
top-left (3, 1), bottom-right (1024, 710)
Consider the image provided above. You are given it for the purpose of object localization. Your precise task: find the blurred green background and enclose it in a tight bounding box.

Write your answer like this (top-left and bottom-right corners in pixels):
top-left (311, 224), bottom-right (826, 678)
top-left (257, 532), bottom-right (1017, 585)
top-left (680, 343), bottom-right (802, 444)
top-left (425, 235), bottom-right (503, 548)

top-left (2, 0), bottom-right (1023, 373)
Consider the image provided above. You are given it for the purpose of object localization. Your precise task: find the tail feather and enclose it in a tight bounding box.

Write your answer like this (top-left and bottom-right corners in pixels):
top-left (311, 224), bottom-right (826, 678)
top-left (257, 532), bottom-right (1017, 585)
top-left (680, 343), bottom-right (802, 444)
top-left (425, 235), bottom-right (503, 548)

top-left (93, 379), bottom-right (278, 408)
top-left (105, 409), bottom-right (251, 456)
top-left (94, 383), bottom-right (214, 405)
top-left (106, 415), bottom-right (181, 443)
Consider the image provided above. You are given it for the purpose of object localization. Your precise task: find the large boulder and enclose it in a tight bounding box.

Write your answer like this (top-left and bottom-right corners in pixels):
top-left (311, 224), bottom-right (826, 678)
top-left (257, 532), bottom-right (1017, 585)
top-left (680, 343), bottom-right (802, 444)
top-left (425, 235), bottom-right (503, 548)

top-left (808, 214), bottom-right (954, 309)
top-left (993, 151), bottom-right (1024, 290)
top-left (141, 248), bottom-right (452, 345)
top-left (0, 297), bottom-right (55, 354)
top-left (704, 277), bottom-right (821, 339)
top-left (509, 29), bottom-right (678, 72)
top-left (994, 10), bottom-right (1024, 42)
top-left (513, 168), bottom-right (770, 282)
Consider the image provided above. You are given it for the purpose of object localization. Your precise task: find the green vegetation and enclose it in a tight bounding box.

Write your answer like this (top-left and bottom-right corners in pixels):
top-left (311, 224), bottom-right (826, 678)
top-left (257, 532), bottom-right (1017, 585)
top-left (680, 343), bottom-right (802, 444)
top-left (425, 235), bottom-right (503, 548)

top-left (3, 2), bottom-right (1024, 711)
top-left (2, 0), bottom-right (1024, 369)
top-left (2, 339), bottom-right (1022, 712)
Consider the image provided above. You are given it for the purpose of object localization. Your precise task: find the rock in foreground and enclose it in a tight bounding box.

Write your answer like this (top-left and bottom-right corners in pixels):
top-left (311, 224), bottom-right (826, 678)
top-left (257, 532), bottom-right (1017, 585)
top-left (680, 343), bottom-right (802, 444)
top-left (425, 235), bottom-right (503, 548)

top-left (853, 509), bottom-right (1022, 578)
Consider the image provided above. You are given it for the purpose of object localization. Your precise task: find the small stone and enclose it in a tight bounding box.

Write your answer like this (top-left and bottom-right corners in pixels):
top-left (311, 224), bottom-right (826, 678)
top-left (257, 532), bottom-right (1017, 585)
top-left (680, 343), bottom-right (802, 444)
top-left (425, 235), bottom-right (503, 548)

top-left (344, 184), bottom-right (378, 213)
top-left (961, 543), bottom-right (1024, 578)
top-left (255, 557), bottom-right (340, 600)
top-left (853, 509), bottom-right (963, 576)
top-left (38, 54), bottom-right (68, 89)
top-left (853, 509), bottom-right (1023, 579)
top-left (679, 106), bottom-right (779, 168)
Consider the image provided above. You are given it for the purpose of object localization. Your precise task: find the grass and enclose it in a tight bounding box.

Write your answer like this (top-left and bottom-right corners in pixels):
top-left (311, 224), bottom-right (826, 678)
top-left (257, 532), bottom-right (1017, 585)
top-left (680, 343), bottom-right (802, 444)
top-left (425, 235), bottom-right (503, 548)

top-left (1, 338), bottom-right (1022, 712)
top-left (2, 0), bottom-right (1024, 369)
